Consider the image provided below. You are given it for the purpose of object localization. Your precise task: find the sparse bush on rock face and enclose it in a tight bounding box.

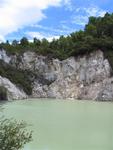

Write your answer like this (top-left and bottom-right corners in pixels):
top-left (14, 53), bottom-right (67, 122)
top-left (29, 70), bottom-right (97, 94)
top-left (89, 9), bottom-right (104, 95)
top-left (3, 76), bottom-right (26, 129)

top-left (0, 118), bottom-right (32, 150)
top-left (0, 60), bottom-right (34, 95)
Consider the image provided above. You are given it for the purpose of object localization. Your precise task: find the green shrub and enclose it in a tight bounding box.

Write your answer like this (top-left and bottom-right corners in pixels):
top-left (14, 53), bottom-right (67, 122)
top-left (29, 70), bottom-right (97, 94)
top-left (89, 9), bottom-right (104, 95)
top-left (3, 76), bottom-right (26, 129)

top-left (0, 118), bottom-right (32, 150)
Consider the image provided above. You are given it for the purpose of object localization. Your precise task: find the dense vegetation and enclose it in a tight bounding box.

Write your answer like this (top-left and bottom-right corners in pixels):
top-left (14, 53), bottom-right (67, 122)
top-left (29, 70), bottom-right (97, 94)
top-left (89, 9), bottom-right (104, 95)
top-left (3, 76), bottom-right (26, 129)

top-left (1, 13), bottom-right (113, 61)
top-left (0, 118), bottom-right (32, 150)
top-left (0, 13), bottom-right (113, 94)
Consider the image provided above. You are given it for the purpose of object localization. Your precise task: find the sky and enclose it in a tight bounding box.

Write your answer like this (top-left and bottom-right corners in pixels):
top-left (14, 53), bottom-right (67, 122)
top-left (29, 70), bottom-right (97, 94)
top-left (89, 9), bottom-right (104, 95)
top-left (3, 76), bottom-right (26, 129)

top-left (0, 0), bottom-right (113, 42)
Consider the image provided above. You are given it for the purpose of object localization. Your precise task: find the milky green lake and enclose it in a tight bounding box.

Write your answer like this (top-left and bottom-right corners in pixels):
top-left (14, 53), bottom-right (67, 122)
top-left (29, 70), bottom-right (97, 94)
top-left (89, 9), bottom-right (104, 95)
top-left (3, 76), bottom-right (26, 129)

top-left (0, 99), bottom-right (113, 150)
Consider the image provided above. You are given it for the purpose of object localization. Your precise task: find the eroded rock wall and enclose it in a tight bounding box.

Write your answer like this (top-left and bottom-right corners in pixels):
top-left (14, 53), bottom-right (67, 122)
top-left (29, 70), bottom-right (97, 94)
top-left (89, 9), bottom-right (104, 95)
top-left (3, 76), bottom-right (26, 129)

top-left (0, 49), bottom-right (113, 101)
top-left (0, 76), bottom-right (27, 100)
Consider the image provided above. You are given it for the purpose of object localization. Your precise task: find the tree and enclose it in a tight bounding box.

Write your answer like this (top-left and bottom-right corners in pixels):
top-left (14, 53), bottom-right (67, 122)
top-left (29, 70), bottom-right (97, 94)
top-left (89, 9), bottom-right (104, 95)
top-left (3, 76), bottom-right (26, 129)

top-left (20, 37), bottom-right (29, 46)
top-left (85, 24), bottom-right (97, 37)
top-left (33, 37), bottom-right (41, 47)
top-left (41, 38), bottom-right (49, 46)
top-left (6, 40), bottom-right (10, 45)
top-left (0, 118), bottom-right (32, 150)
top-left (12, 40), bottom-right (19, 46)
top-left (37, 38), bottom-right (50, 55)
top-left (70, 30), bottom-right (85, 41)
top-left (88, 16), bottom-right (97, 25)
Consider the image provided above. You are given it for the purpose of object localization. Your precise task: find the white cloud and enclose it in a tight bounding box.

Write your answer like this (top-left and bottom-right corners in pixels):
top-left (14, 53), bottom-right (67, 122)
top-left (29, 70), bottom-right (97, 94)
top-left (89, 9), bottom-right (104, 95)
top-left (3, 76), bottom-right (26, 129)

top-left (72, 15), bottom-right (88, 26)
top-left (26, 31), bottom-right (60, 41)
top-left (47, 36), bottom-right (60, 41)
top-left (27, 32), bottom-right (44, 39)
top-left (63, 0), bottom-right (73, 11)
top-left (0, 0), bottom-right (107, 41)
top-left (84, 6), bottom-right (106, 17)
top-left (30, 24), bottom-right (76, 34)
top-left (0, 0), bottom-right (63, 41)
top-left (0, 35), bottom-right (5, 42)
top-left (72, 6), bottom-right (106, 26)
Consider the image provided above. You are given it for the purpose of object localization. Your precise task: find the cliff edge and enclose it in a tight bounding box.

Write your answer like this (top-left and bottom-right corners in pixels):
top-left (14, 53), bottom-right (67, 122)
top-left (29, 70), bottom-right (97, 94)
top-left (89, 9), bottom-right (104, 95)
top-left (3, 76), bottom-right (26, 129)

top-left (0, 49), bottom-right (113, 101)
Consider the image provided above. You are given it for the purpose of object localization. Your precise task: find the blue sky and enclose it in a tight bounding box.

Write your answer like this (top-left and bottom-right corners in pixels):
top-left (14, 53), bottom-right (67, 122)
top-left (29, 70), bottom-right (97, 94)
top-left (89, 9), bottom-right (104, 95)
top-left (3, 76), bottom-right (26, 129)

top-left (0, 0), bottom-right (113, 42)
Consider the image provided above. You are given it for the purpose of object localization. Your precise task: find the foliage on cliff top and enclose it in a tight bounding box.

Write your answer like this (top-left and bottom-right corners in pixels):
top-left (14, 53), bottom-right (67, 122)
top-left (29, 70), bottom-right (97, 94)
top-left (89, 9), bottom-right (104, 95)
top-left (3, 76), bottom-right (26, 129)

top-left (0, 12), bottom-right (113, 61)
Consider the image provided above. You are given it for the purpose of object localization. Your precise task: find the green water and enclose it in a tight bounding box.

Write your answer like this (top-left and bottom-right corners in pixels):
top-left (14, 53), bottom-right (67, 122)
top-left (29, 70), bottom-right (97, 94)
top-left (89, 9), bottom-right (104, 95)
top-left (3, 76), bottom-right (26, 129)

top-left (0, 99), bottom-right (113, 150)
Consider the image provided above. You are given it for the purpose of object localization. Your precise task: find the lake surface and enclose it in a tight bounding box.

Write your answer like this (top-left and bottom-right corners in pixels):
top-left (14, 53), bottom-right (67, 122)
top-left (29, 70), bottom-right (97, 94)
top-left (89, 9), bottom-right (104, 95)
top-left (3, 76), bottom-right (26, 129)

top-left (0, 99), bottom-right (113, 150)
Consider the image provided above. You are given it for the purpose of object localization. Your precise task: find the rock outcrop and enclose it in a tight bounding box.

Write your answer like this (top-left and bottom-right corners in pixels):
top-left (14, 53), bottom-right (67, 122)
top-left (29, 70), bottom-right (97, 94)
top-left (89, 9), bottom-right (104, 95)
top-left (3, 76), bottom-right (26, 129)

top-left (0, 76), bottom-right (27, 100)
top-left (0, 49), bottom-right (113, 101)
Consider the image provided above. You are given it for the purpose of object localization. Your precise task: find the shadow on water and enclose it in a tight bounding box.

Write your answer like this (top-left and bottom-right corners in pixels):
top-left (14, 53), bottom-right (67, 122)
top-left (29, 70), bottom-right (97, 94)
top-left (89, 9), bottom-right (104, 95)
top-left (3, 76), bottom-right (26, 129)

top-left (0, 85), bottom-right (8, 112)
top-left (0, 86), bottom-right (8, 101)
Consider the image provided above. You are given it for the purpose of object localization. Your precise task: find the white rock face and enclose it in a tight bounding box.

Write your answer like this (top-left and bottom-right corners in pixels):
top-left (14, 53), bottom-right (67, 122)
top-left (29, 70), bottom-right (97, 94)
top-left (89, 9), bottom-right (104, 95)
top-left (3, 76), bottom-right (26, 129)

top-left (0, 49), bottom-right (113, 100)
top-left (0, 76), bottom-right (27, 100)
top-left (0, 49), bottom-right (11, 63)
top-left (30, 50), bottom-right (112, 100)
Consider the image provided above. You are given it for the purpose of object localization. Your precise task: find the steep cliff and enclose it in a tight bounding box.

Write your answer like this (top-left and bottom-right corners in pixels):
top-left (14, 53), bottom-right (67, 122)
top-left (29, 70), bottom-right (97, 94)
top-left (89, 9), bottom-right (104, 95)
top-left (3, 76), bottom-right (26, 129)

top-left (0, 49), bottom-right (113, 101)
